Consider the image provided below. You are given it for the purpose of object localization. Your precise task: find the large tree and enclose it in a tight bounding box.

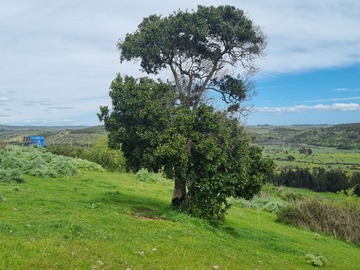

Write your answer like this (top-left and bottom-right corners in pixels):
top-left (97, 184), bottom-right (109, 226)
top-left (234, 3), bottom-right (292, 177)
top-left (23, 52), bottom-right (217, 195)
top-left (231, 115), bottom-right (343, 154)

top-left (99, 5), bottom-right (270, 221)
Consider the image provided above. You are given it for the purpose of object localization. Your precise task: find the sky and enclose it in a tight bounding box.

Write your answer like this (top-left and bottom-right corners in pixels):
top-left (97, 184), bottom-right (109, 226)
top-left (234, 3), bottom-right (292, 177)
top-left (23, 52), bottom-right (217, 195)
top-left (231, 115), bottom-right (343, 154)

top-left (1, 0), bottom-right (359, 126)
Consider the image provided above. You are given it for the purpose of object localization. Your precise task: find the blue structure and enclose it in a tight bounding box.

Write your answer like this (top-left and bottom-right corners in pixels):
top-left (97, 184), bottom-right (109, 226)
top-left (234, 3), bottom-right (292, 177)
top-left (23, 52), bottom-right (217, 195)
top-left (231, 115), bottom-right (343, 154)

top-left (28, 136), bottom-right (45, 147)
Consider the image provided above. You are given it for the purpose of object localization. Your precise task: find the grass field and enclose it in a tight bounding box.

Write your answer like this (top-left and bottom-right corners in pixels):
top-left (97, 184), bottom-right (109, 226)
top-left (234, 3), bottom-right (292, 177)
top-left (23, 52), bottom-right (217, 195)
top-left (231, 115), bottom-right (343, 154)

top-left (261, 145), bottom-right (360, 174)
top-left (1, 170), bottom-right (360, 269)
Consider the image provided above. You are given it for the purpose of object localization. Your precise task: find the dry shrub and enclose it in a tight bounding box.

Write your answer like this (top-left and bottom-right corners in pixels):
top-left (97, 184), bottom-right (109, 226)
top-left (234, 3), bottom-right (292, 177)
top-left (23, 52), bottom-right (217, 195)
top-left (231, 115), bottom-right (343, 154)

top-left (277, 198), bottom-right (360, 245)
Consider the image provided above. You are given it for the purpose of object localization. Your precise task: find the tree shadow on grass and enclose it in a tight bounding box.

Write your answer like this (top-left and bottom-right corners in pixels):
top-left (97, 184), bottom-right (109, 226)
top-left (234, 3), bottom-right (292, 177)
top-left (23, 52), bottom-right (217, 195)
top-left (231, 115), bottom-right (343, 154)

top-left (87, 189), bottom-right (176, 221)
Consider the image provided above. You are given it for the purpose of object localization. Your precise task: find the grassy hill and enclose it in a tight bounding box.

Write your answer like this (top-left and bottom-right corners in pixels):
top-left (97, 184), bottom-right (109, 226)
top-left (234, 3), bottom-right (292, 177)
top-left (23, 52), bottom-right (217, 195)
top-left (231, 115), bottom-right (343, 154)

top-left (1, 169), bottom-right (360, 269)
top-left (248, 123), bottom-right (360, 149)
top-left (289, 123), bottom-right (360, 149)
top-left (2, 123), bottom-right (359, 149)
top-left (0, 125), bottom-right (105, 147)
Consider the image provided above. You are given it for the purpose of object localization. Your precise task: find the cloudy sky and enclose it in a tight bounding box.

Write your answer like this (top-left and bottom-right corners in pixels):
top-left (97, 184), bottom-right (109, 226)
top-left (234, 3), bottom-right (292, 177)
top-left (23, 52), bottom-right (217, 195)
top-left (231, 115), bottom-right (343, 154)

top-left (1, 0), bottom-right (359, 126)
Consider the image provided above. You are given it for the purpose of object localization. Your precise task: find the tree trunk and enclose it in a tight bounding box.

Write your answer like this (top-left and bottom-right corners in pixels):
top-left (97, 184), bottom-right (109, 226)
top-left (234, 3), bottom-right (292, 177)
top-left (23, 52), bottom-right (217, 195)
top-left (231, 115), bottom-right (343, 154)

top-left (172, 176), bottom-right (186, 207)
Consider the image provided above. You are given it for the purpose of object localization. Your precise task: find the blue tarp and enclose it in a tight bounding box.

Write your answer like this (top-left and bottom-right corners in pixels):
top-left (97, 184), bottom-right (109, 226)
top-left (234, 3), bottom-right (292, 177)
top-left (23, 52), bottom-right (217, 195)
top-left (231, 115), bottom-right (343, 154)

top-left (28, 136), bottom-right (45, 147)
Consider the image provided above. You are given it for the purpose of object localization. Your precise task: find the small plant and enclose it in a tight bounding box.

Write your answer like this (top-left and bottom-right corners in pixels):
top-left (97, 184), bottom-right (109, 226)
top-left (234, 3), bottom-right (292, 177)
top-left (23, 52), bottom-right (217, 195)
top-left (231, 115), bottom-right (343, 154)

top-left (135, 168), bottom-right (161, 183)
top-left (0, 193), bottom-right (4, 203)
top-left (305, 253), bottom-right (327, 267)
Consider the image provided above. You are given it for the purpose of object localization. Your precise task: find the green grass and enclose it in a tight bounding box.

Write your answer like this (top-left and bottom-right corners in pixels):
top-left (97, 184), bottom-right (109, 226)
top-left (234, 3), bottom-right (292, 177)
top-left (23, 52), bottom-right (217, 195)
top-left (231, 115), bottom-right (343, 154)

top-left (1, 171), bottom-right (360, 269)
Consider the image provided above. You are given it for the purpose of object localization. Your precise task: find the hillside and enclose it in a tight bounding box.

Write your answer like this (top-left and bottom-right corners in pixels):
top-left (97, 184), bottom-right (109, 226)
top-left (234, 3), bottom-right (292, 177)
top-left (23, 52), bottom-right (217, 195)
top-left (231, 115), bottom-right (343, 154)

top-left (0, 125), bottom-right (106, 147)
top-left (1, 168), bottom-right (360, 269)
top-left (2, 123), bottom-right (359, 149)
top-left (248, 123), bottom-right (360, 149)
top-left (289, 123), bottom-right (360, 149)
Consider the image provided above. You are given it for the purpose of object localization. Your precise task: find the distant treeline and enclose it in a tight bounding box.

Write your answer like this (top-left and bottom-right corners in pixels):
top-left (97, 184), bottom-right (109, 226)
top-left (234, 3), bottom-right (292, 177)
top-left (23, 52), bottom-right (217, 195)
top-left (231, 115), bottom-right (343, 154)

top-left (267, 167), bottom-right (360, 195)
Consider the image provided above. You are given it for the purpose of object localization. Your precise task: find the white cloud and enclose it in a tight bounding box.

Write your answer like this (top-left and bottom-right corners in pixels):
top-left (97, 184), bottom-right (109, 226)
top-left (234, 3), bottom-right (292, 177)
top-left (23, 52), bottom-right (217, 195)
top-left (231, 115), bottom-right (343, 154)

top-left (304, 96), bottom-right (360, 103)
top-left (0, 96), bottom-right (10, 102)
top-left (256, 103), bottom-right (360, 114)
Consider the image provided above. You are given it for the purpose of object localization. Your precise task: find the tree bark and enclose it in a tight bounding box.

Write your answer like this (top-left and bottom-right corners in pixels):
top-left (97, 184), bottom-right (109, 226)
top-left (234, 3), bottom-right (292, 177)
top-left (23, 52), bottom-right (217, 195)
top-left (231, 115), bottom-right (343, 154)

top-left (172, 176), bottom-right (186, 207)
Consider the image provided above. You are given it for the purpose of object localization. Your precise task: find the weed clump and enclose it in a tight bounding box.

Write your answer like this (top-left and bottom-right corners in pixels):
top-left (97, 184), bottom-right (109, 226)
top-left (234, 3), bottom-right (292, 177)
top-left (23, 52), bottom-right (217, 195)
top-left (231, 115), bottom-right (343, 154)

top-left (305, 254), bottom-right (327, 267)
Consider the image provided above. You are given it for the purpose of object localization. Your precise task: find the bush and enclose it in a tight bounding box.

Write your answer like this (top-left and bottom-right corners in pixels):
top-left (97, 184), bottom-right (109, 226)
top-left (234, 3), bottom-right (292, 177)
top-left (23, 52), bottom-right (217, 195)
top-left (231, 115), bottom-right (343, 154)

top-left (47, 136), bottom-right (125, 172)
top-left (277, 198), bottom-right (360, 245)
top-left (135, 168), bottom-right (161, 183)
top-left (83, 136), bottom-right (125, 172)
top-left (231, 184), bottom-right (295, 214)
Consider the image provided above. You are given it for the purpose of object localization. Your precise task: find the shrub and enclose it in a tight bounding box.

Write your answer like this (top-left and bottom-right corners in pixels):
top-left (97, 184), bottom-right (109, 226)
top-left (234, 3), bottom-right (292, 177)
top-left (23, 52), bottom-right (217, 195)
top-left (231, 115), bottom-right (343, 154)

top-left (72, 158), bottom-right (105, 172)
top-left (231, 184), bottom-right (294, 214)
top-left (83, 136), bottom-right (125, 172)
top-left (47, 136), bottom-right (125, 172)
top-left (277, 198), bottom-right (360, 245)
top-left (135, 168), bottom-right (161, 183)
top-left (350, 172), bottom-right (360, 196)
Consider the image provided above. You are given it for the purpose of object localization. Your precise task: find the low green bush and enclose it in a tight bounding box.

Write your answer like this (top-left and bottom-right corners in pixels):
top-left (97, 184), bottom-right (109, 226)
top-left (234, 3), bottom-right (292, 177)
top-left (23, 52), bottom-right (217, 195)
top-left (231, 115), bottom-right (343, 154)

top-left (47, 136), bottom-right (125, 172)
top-left (135, 168), bottom-right (161, 183)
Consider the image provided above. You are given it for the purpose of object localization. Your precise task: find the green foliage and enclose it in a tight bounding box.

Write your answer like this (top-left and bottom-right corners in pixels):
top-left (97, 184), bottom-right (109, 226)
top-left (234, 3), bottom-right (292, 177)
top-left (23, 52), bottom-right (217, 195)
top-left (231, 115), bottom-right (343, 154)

top-left (233, 184), bottom-right (302, 214)
top-left (350, 172), bottom-right (360, 196)
top-left (119, 5), bottom-right (266, 78)
top-left (47, 136), bottom-right (125, 172)
top-left (99, 75), bottom-right (273, 221)
top-left (83, 136), bottom-right (125, 172)
top-left (235, 197), bottom-right (289, 214)
top-left (135, 168), bottom-right (161, 183)
top-left (71, 158), bottom-right (104, 172)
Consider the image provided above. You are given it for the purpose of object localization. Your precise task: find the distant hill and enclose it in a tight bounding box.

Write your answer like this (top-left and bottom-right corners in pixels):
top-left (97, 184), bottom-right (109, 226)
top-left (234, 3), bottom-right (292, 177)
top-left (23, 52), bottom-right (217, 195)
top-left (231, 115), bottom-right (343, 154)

top-left (2, 124), bottom-right (359, 149)
top-left (248, 123), bottom-right (360, 149)
top-left (289, 123), bottom-right (360, 149)
top-left (0, 125), bottom-right (105, 146)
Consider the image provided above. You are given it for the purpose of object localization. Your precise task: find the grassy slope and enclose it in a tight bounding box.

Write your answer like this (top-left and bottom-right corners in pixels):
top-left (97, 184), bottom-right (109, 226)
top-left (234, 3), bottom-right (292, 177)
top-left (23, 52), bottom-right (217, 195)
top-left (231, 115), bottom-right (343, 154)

top-left (1, 171), bottom-right (359, 269)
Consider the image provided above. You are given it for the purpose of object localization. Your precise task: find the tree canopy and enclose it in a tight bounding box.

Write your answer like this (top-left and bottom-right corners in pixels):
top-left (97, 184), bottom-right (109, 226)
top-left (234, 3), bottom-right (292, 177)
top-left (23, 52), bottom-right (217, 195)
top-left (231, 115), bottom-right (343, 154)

top-left (99, 5), bottom-right (271, 221)
top-left (119, 5), bottom-right (266, 112)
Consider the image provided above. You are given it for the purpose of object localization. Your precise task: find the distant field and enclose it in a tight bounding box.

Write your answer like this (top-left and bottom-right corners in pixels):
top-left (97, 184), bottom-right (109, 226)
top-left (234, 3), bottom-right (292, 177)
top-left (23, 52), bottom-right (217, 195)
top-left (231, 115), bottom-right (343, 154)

top-left (261, 144), bottom-right (360, 174)
top-left (248, 123), bottom-right (360, 149)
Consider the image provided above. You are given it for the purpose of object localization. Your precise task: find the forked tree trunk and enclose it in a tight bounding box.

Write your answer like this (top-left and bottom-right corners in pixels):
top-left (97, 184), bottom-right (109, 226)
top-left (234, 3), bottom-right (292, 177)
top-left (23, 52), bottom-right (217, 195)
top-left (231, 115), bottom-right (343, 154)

top-left (172, 177), bottom-right (186, 207)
